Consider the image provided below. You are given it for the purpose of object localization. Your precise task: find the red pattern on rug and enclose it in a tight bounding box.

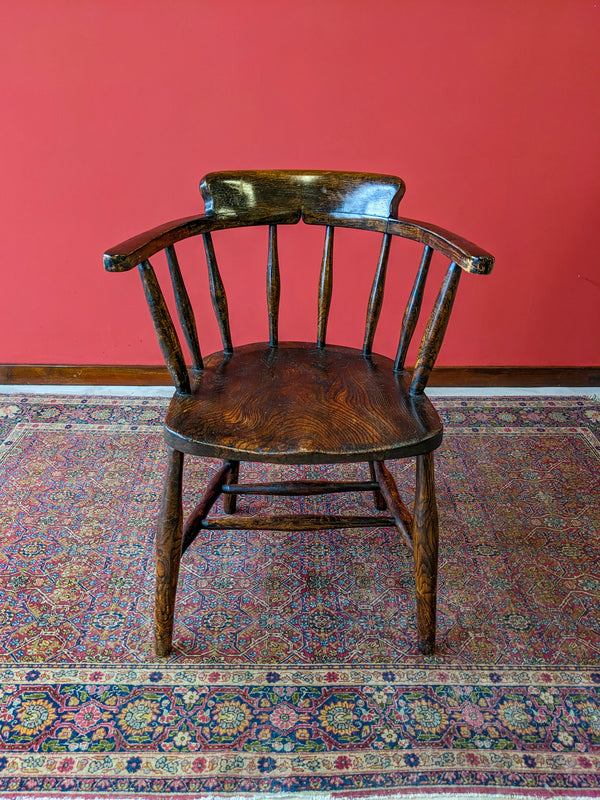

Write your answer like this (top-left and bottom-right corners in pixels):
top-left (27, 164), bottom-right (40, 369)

top-left (0, 395), bottom-right (598, 796)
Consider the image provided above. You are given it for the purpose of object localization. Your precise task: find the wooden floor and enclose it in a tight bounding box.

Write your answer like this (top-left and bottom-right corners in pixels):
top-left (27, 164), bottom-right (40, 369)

top-left (0, 385), bottom-right (596, 397)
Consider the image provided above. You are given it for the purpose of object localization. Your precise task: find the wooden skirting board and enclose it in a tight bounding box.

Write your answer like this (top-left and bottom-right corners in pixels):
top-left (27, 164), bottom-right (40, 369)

top-left (0, 365), bottom-right (598, 387)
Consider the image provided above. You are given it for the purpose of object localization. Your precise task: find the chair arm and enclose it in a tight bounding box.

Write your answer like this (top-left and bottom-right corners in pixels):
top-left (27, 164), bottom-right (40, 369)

top-left (103, 214), bottom-right (216, 272)
top-left (386, 217), bottom-right (494, 275)
top-left (104, 209), bottom-right (302, 272)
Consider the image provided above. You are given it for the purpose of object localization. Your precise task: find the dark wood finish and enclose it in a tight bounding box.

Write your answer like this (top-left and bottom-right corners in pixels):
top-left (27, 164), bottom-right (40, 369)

top-left (200, 170), bottom-right (406, 219)
top-left (103, 170), bottom-right (491, 275)
top-left (317, 226), bottom-right (334, 347)
top-left (166, 245), bottom-right (203, 372)
top-left (181, 460), bottom-right (234, 554)
top-left (155, 447), bottom-right (184, 657)
top-left (363, 233), bottom-right (392, 355)
top-left (372, 460), bottom-right (413, 550)
top-left (223, 460), bottom-right (239, 514)
top-left (3, 364), bottom-right (598, 387)
top-left (387, 217), bottom-right (493, 275)
top-left (104, 169), bottom-right (496, 658)
top-left (0, 364), bottom-right (173, 385)
top-left (203, 233), bottom-right (233, 354)
top-left (267, 225), bottom-right (280, 347)
top-left (164, 343), bottom-right (443, 463)
top-left (303, 209), bottom-right (389, 233)
top-left (201, 514), bottom-right (396, 531)
top-left (395, 245), bottom-right (433, 372)
top-left (411, 262), bottom-right (462, 394)
top-left (368, 462), bottom-right (387, 510)
top-left (105, 214), bottom-right (213, 273)
top-left (138, 261), bottom-right (190, 394)
top-left (412, 451), bottom-right (439, 656)
top-left (221, 479), bottom-right (380, 496)
top-left (103, 211), bottom-right (298, 273)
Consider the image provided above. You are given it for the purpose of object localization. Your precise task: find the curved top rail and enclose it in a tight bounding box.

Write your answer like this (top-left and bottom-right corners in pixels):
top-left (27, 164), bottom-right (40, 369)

top-left (200, 170), bottom-right (406, 220)
top-left (103, 194), bottom-right (493, 277)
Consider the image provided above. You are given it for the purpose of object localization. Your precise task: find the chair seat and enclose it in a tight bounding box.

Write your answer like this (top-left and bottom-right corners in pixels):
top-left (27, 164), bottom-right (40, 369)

top-left (164, 342), bottom-right (443, 464)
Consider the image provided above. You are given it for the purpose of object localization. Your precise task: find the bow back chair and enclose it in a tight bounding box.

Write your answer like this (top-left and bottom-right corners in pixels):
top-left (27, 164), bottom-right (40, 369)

top-left (104, 170), bottom-right (494, 658)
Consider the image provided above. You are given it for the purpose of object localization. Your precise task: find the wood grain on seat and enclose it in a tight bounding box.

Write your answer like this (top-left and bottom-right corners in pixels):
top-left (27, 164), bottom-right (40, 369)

top-left (165, 342), bottom-right (442, 463)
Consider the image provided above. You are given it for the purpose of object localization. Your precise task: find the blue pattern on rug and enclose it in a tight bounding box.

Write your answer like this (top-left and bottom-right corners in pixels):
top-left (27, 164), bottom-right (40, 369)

top-left (0, 395), bottom-right (598, 795)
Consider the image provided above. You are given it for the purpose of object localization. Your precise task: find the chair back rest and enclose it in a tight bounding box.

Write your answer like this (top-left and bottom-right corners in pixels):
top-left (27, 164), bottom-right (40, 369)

top-left (104, 171), bottom-right (494, 396)
top-left (200, 170), bottom-right (405, 223)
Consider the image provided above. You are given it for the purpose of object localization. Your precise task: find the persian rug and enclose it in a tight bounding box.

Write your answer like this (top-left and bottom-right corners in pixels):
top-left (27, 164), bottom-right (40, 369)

top-left (0, 393), bottom-right (598, 800)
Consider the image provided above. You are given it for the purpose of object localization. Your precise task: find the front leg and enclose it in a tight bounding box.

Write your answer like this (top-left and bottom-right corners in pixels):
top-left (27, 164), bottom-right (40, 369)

top-left (155, 446), bottom-right (184, 657)
top-left (412, 451), bottom-right (439, 655)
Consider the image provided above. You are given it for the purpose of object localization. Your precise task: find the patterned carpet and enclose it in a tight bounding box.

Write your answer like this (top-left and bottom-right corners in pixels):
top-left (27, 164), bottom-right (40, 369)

top-left (0, 394), bottom-right (598, 798)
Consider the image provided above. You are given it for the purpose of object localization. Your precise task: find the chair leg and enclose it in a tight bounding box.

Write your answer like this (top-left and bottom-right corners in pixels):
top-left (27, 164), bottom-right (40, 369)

top-left (412, 451), bottom-right (439, 655)
top-left (223, 459), bottom-right (239, 514)
top-left (368, 461), bottom-right (387, 510)
top-left (155, 446), bottom-right (184, 658)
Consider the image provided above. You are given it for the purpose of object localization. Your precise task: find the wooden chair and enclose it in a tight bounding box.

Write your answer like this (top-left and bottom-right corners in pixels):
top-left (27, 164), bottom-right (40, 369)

top-left (104, 170), bottom-right (494, 657)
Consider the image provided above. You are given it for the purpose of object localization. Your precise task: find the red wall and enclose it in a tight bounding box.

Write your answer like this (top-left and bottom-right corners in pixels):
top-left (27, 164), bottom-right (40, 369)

top-left (1, 0), bottom-right (599, 367)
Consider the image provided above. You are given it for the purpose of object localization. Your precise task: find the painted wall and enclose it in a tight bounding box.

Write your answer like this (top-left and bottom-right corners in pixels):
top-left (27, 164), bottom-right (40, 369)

top-left (1, 0), bottom-right (599, 367)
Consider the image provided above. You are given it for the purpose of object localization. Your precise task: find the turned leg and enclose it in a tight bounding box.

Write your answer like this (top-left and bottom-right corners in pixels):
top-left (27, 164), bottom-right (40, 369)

top-left (368, 461), bottom-right (387, 511)
top-left (412, 451), bottom-right (439, 655)
top-left (155, 446), bottom-right (184, 657)
top-left (223, 459), bottom-right (239, 514)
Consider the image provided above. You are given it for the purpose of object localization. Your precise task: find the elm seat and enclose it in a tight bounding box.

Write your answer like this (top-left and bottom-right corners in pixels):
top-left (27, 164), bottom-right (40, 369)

top-left (103, 169), bottom-right (494, 659)
top-left (165, 342), bottom-right (443, 463)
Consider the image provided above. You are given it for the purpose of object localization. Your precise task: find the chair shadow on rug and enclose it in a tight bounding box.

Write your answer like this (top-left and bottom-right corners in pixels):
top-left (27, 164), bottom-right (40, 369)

top-left (104, 170), bottom-right (494, 658)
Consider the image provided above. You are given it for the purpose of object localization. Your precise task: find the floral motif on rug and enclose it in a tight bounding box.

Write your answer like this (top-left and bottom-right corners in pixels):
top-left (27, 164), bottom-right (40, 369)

top-left (0, 395), bottom-right (598, 796)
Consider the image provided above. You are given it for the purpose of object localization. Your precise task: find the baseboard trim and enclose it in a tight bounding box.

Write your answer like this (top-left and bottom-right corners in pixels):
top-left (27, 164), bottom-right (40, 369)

top-left (0, 365), bottom-right (172, 386)
top-left (0, 365), bottom-right (598, 387)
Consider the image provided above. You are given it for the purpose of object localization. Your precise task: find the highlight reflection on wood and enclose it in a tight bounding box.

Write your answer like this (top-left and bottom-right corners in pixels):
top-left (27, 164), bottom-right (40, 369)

top-left (104, 170), bottom-right (494, 658)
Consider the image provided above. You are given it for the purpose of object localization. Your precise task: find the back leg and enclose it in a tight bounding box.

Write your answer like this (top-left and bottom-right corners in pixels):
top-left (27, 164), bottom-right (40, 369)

top-left (368, 461), bottom-right (387, 510)
top-left (223, 459), bottom-right (239, 514)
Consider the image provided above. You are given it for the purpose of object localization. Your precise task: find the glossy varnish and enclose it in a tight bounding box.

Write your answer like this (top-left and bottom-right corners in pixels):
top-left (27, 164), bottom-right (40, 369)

top-left (104, 170), bottom-right (494, 658)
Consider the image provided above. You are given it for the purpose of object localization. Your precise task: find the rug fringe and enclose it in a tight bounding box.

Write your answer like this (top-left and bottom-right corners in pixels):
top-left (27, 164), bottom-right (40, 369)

top-left (6, 791), bottom-right (596, 800)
